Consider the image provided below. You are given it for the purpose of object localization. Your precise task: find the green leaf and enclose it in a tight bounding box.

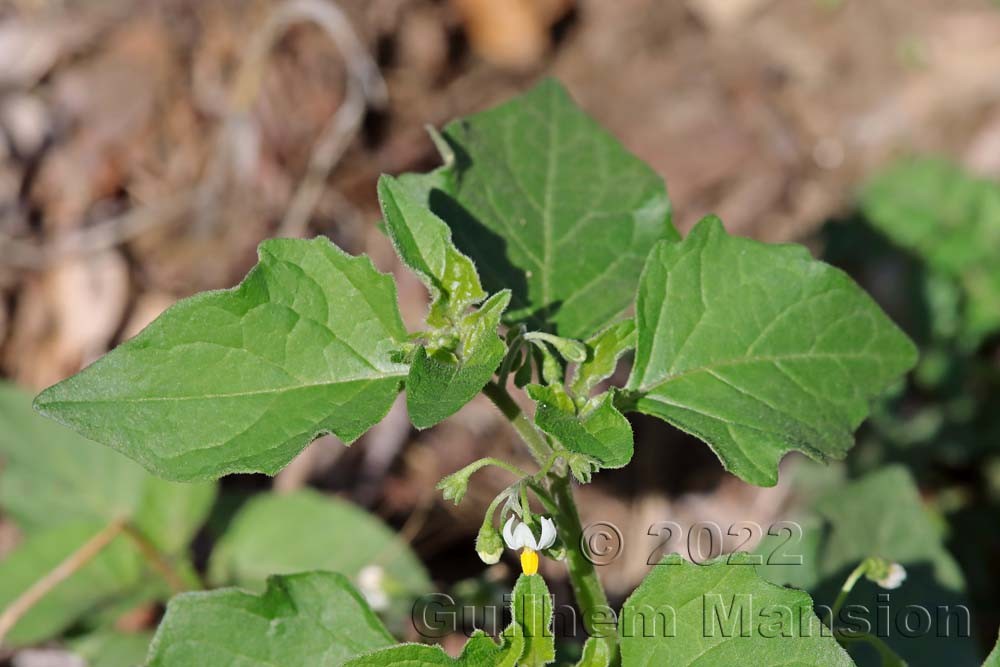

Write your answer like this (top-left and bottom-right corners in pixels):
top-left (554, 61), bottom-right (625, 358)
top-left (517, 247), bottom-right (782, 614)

top-left (527, 385), bottom-right (633, 470)
top-left (575, 636), bottom-right (611, 667)
top-left (620, 554), bottom-right (855, 666)
top-left (207, 489), bottom-right (431, 629)
top-left (378, 174), bottom-right (486, 328)
top-left (504, 573), bottom-right (555, 667)
top-left (68, 631), bottom-right (153, 667)
top-left (34, 237), bottom-right (409, 481)
top-left (346, 632), bottom-right (521, 667)
top-left (570, 319), bottom-right (636, 397)
top-left (145, 572), bottom-right (395, 667)
top-left (0, 383), bottom-right (215, 645)
top-left (861, 159), bottom-right (1000, 339)
top-left (524, 332), bottom-right (587, 364)
top-left (626, 217), bottom-right (917, 486)
top-left (407, 78), bottom-right (676, 339)
top-left (757, 465), bottom-right (976, 667)
top-left (346, 576), bottom-right (547, 667)
top-left (407, 290), bottom-right (511, 428)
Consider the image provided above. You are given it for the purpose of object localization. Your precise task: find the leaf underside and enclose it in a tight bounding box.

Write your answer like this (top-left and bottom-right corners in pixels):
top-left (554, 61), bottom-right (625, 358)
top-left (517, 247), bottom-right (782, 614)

top-left (627, 217), bottom-right (917, 486)
top-left (33, 237), bottom-right (408, 481)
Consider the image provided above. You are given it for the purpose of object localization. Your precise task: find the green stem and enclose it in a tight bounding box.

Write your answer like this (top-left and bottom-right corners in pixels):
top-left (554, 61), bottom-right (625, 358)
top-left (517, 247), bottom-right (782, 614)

top-left (485, 379), bottom-right (617, 661)
top-left (834, 630), bottom-right (908, 666)
top-left (830, 560), bottom-right (869, 625)
top-left (552, 475), bottom-right (619, 663)
top-left (451, 457), bottom-right (530, 481)
top-left (483, 381), bottom-right (551, 465)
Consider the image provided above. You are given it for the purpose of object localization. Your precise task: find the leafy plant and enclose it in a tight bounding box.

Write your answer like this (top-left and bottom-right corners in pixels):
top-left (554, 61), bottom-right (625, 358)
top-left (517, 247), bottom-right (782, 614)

top-left (6, 79), bottom-right (949, 665)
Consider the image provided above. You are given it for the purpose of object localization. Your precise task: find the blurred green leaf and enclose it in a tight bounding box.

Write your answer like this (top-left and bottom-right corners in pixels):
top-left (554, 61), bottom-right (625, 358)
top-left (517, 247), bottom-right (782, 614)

top-left (34, 237), bottom-right (408, 481)
top-left (207, 489), bottom-right (431, 627)
top-left (757, 465), bottom-right (976, 666)
top-left (861, 159), bottom-right (1000, 340)
top-left (0, 383), bottom-right (215, 646)
top-left (146, 572), bottom-right (394, 667)
top-left (625, 217), bottom-right (917, 486)
top-left (68, 630), bottom-right (153, 667)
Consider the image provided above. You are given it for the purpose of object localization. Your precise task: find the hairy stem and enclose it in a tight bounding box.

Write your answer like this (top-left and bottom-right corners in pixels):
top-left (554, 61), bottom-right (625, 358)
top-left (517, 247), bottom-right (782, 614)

top-left (0, 518), bottom-right (127, 646)
top-left (552, 475), bottom-right (619, 662)
top-left (483, 381), bottom-right (552, 465)
top-left (485, 379), bottom-right (617, 661)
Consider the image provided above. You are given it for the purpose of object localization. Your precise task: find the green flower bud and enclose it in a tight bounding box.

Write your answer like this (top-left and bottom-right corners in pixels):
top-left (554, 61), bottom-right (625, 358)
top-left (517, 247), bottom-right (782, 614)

top-left (476, 520), bottom-right (504, 565)
top-left (436, 470), bottom-right (469, 506)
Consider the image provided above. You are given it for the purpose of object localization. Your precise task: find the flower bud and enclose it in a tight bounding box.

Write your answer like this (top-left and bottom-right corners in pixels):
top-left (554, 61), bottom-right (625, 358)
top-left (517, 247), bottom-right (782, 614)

top-left (476, 520), bottom-right (504, 564)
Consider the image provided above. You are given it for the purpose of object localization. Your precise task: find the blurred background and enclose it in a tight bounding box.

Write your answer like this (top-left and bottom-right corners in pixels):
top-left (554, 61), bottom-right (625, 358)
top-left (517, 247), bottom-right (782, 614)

top-left (2, 0), bottom-right (1000, 665)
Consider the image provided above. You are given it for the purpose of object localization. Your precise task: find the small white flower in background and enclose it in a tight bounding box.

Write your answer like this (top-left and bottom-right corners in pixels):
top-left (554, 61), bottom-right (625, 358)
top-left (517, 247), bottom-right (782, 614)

top-left (503, 516), bottom-right (556, 575)
top-left (875, 562), bottom-right (907, 590)
top-left (357, 565), bottom-right (389, 611)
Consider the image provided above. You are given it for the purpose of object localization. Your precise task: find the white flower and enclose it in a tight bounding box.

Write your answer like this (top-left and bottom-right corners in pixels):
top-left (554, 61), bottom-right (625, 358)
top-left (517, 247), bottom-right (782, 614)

top-left (875, 563), bottom-right (907, 590)
top-left (357, 565), bottom-right (389, 611)
top-left (503, 516), bottom-right (557, 576)
top-left (503, 516), bottom-right (557, 551)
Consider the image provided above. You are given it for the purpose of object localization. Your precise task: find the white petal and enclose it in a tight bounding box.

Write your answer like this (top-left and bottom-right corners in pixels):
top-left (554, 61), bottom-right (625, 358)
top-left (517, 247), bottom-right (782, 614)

top-left (513, 522), bottom-right (536, 550)
top-left (537, 517), bottom-right (557, 550)
top-left (878, 563), bottom-right (907, 589)
top-left (503, 517), bottom-right (518, 549)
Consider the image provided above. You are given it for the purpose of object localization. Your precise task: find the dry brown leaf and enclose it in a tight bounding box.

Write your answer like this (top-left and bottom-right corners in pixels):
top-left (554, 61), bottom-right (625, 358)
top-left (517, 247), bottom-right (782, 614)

top-left (4, 250), bottom-right (128, 389)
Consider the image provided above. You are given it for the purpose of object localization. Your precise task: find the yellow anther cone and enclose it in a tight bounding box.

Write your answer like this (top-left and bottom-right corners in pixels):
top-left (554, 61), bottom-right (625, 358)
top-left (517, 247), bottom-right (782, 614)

top-left (520, 548), bottom-right (539, 575)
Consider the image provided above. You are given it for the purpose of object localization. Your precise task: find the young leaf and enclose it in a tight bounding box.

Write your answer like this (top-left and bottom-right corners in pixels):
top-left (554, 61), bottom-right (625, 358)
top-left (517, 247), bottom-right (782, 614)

top-left (503, 573), bottom-right (556, 667)
top-left (861, 159), bottom-right (1000, 339)
top-left (620, 554), bottom-right (855, 666)
top-left (757, 465), bottom-right (975, 667)
top-left (34, 237), bottom-right (409, 481)
top-left (407, 290), bottom-right (511, 428)
top-left (346, 632), bottom-right (521, 667)
top-left (569, 319), bottom-right (636, 397)
top-left (625, 217), bottom-right (917, 486)
top-left (527, 385), bottom-right (633, 471)
top-left (407, 78), bottom-right (677, 339)
top-left (575, 636), bottom-right (611, 667)
top-left (145, 572), bottom-right (395, 667)
top-left (378, 174), bottom-right (486, 328)
top-left (207, 489), bottom-right (431, 628)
